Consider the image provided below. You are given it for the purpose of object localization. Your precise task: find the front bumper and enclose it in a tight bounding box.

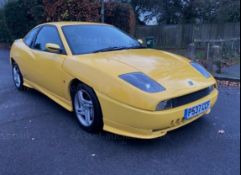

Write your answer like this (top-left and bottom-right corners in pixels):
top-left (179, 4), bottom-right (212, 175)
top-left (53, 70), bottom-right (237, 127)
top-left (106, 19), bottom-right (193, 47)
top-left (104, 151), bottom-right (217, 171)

top-left (97, 89), bottom-right (219, 139)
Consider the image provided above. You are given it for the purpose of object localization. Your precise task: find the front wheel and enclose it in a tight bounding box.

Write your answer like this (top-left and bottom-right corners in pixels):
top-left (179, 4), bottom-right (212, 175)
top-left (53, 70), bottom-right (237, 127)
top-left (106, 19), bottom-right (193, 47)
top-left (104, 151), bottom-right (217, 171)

top-left (73, 84), bottom-right (103, 133)
top-left (12, 63), bottom-right (25, 90)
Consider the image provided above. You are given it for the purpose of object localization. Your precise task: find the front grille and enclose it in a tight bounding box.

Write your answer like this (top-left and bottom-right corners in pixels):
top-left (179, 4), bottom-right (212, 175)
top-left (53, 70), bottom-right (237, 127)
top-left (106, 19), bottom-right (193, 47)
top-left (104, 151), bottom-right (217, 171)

top-left (171, 86), bottom-right (215, 108)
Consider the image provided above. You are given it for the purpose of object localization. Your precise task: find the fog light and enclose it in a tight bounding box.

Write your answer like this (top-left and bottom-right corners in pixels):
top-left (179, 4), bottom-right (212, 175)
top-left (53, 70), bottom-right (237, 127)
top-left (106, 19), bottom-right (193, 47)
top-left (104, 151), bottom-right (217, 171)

top-left (208, 85), bottom-right (215, 92)
top-left (156, 100), bottom-right (173, 111)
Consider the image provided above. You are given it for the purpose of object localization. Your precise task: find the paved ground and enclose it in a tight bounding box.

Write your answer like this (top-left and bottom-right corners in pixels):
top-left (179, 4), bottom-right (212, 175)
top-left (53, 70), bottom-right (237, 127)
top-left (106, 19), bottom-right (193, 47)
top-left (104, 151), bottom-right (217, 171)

top-left (0, 49), bottom-right (240, 175)
top-left (222, 64), bottom-right (240, 78)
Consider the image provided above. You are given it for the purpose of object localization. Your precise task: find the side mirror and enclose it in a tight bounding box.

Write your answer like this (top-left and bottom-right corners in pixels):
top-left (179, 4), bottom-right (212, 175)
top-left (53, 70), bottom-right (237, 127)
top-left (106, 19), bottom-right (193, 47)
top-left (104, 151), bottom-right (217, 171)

top-left (138, 39), bottom-right (144, 45)
top-left (45, 43), bottom-right (61, 53)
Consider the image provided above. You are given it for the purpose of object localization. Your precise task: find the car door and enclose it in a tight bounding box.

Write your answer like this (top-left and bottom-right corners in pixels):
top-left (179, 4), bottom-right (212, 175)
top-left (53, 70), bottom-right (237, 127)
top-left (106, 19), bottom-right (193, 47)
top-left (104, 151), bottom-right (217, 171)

top-left (18, 27), bottom-right (40, 81)
top-left (31, 25), bottom-right (67, 98)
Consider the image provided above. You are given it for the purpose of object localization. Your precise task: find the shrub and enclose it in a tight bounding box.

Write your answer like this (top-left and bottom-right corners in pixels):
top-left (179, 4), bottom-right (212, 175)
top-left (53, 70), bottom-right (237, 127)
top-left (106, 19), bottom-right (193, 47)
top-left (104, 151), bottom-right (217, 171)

top-left (43, 0), bottom-right (100, 22)
top-left (4, 0), bottom-right (45, 42)
top-left (105, 2), bottom-right (136, 35)
top-left (43, 0), bottom-right (136, 34)
top-left (2, 0), bottom-right (136, 43)
top-left (0, 8), bottom-right (11, 43)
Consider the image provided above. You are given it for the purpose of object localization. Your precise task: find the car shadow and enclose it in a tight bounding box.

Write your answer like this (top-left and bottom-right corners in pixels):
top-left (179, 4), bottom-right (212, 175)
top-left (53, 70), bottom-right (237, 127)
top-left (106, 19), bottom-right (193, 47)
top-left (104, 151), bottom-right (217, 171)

top-left (99, 117), bottom-right (211, 145)
top-left (22, 87), bottom-right (214, 150)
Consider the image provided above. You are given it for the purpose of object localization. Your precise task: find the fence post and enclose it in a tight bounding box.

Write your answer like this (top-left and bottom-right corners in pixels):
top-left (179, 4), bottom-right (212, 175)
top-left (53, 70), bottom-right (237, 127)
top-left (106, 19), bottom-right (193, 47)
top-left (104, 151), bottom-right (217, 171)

top-left (100, 0), bottom-right (105, 23)
top-left (187, 43), bottom-right (196, 60)
top-left (209, 45), bottom-right (222, 74)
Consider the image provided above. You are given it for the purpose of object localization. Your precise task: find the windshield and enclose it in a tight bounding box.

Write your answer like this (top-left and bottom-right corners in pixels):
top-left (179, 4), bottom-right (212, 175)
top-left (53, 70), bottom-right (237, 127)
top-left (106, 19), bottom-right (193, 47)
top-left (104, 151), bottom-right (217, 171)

top-left (62, 25), bottom-right (141, 55)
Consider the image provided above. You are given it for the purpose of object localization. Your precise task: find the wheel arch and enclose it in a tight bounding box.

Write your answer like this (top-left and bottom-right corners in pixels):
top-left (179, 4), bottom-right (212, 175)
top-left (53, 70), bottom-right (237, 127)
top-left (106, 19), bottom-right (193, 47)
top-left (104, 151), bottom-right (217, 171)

top-left (69, 78), bottom-right (104, 130)
top-left (10, 58), bottom-right (16, 65)
top-left (69, 79), bottom-right (82, 99)
top-left (69, 78), bottom-right (98, 101)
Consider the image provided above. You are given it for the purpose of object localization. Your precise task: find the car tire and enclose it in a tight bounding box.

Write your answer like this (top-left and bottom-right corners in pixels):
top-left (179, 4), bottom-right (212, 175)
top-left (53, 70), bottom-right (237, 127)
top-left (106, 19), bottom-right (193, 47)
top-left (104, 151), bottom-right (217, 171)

top-left (12, 63), bottom-right (25, 91)
top-left (73, 83), bottom-right (103, 133)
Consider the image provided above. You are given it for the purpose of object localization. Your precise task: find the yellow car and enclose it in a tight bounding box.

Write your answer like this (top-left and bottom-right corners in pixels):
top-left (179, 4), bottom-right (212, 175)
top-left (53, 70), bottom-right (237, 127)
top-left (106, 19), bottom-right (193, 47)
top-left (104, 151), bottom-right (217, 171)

top-left (10, 22), bottom-right (218, 139)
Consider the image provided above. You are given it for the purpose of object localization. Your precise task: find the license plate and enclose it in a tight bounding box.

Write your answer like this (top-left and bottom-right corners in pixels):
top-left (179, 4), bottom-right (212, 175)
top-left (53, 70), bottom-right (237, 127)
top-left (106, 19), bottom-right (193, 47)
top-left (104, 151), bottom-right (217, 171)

top-left (184, 101), bottom-right (211, 120)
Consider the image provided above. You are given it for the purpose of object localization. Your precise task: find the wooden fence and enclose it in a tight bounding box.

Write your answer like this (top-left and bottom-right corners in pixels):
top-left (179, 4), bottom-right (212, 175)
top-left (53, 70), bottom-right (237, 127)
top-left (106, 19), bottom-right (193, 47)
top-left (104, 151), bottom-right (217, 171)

top-left (135, 23), bottom-right (240, 49)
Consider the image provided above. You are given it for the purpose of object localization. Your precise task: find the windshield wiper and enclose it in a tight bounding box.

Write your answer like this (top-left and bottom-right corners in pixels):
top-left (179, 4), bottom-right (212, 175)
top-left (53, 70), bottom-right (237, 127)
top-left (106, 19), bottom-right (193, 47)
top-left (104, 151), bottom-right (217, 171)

top-left (125, 46), bottom-right (146, 49)
top-left (93, 47), bottom-right (128, 53)
top-left (93, 45), bottom-right (145, 53)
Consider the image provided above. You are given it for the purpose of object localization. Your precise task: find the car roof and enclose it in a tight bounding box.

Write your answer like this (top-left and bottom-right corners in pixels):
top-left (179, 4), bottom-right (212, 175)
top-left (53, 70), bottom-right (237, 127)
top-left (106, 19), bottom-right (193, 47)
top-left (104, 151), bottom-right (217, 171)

top-left (41, 21), bottom-right (109, 27)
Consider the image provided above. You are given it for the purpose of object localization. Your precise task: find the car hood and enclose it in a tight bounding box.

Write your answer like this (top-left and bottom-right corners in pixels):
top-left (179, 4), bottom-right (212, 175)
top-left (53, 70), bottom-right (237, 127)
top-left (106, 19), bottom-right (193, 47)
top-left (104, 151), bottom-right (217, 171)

top-left (70, 49), bottom-right (216, 110)
top-left (113, 49), bottom-right (215, 93)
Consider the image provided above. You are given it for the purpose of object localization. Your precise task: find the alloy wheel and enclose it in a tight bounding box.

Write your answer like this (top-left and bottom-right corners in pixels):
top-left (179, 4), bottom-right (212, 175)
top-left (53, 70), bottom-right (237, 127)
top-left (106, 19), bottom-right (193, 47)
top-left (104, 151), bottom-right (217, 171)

top-left (74, 89), bottom-right (95, 127)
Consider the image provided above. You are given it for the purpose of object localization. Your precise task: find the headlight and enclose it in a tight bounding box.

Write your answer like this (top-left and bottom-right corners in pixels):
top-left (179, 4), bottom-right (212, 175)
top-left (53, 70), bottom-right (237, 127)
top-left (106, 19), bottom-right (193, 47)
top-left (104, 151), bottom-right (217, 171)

top-left (191, 62), bottom-right (211, 78)
top-left (119, 72), bottom-right (166, 93)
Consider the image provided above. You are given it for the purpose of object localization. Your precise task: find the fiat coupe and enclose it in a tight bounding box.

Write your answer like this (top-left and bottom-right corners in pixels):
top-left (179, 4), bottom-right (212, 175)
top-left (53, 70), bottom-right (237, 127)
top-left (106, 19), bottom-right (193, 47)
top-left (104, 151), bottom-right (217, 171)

top-left (10, 22), bottom-right (218, 139)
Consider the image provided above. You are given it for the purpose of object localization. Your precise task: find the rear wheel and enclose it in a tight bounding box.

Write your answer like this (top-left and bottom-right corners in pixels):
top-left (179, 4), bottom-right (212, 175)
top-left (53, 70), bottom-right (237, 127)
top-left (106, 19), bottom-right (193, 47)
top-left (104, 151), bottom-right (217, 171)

top-left (73, 83), bottom-right (103, 133)
top-left (12, 63), bottom-right (25, 91)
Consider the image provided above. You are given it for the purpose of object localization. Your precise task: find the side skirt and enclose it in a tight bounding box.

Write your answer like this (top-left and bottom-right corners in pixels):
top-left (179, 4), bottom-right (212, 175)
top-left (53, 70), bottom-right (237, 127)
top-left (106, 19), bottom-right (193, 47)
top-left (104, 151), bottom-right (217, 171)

top-left (24, 79), bottom-right (73, 112)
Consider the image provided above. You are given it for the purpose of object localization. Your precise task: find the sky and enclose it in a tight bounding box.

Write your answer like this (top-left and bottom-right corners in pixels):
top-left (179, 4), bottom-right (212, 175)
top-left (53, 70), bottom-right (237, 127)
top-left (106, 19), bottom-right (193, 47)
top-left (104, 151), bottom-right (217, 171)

top-left (139, 11), bottom-right (159, 25)
top-left (0, 0), bottom-right (6, 7)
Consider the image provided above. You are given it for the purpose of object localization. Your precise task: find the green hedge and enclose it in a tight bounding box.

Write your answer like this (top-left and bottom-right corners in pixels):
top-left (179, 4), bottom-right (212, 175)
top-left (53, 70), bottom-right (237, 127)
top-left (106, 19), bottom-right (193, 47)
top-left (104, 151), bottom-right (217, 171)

top-left (4, 0), bottom-right (45, 43)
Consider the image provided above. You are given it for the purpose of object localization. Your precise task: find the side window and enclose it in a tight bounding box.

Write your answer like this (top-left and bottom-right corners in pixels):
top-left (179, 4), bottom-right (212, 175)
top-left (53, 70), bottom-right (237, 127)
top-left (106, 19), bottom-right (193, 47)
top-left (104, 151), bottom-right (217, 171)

top-left (33, 26), bottom-right (64, 53)
top-left (23, 27), bottom-right (39, 47)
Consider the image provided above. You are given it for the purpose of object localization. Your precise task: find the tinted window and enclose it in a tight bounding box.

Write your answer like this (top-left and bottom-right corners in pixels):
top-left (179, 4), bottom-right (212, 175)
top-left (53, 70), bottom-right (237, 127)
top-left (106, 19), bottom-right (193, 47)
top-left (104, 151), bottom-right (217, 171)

top-left (33, 26), bottom-right (64, 53)
top-left (24, 27), bottom-right (39, 47)
top-left (62, 25), bottom-right (140, 55)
